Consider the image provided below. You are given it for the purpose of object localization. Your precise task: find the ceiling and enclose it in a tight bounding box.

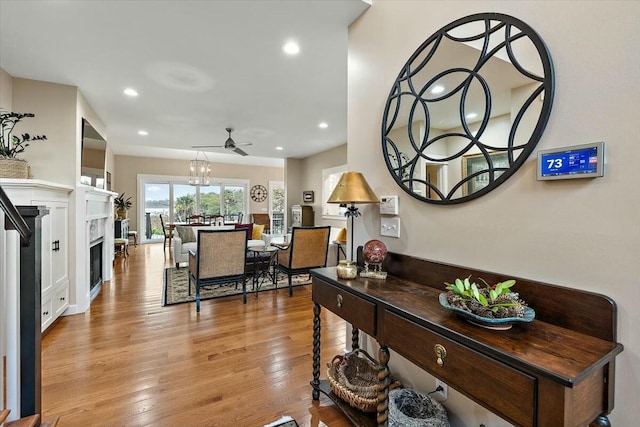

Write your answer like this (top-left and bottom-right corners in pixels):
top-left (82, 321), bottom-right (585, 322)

top-left (0, 0), bottom-right (371, 167)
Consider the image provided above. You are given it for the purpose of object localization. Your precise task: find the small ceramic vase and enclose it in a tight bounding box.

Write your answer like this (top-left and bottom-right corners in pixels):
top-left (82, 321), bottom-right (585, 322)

top-left (336, 260), bottom-right (357, 279)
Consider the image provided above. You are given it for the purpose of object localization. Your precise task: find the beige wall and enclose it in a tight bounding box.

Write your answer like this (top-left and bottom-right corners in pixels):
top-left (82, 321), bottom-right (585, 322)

top-left (114, 155), bottom-right (283, 231)
top-left (349, 1), bottom-right (639, 426)
top-left (0, 67), bottom-right (12, 110)
top-left (285, 144), bottom-right (348, 229)
top-left (284, 157), bottom-right (303, 229)
top-left (11, 78), bottom-right (77, 185)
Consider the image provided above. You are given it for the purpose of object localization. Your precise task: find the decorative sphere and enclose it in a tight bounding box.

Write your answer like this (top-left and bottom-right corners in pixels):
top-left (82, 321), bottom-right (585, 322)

top-left (363, 240), bottom-right (387, 264)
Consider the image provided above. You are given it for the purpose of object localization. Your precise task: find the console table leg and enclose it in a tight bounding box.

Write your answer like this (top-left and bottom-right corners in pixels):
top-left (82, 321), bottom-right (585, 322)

top-left (352, 327), bottom-right (360, 350)
top-left (590, 415), bottom-right (611, 427)
top-left (377, 346), bottom-right (390, 426)
top-left (311, 303), bottom-right (321, 400)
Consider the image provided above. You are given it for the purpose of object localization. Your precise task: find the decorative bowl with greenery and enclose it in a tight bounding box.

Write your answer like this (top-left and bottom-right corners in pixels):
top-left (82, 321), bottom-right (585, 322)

top-left (443, 277), bottom-right (529, 319)
top-left (0, 111), bottom-right (47, 159)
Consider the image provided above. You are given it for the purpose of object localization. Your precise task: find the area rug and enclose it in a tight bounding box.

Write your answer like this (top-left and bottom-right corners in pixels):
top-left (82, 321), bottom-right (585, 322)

top-left (162, 267), bottom-right (311, 306)
top-left (264, 416), bottom-right (298, 427)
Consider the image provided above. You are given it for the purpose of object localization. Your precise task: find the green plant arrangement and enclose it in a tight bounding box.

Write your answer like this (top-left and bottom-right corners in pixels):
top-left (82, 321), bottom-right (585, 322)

top-left (0, 111), bottom-right (47, 159)
top-left (114, 193), bottom-right (132, 211)
top-left (444, 277), bottom-right (528, 319)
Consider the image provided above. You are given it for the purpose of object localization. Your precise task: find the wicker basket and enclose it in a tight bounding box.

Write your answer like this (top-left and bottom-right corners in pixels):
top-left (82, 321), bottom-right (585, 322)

top-left (0, 158), bottom-right (29, 179)
top-left (327, 349), bottom-right (401, 413)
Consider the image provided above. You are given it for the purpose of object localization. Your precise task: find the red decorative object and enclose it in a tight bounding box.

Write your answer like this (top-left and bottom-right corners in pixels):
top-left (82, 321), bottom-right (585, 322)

top-left (363, 240), bottom-right (387, 264)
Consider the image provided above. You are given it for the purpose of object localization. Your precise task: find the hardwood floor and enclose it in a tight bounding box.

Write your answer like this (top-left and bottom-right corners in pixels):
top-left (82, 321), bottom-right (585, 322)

top-left (41, 243), bottom-right (352, 426)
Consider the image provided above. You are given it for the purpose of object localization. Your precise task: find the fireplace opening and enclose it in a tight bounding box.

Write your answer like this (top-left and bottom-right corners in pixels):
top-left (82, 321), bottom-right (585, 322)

top-left (90, 239), bottom-right (103, 301)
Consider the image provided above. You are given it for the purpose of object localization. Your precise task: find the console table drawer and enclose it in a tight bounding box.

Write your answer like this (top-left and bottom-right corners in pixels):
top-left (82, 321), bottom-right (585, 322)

top-left (384, 310), bottom-right (536, 427)
top-left (312, 278), bottom-right (376, 336)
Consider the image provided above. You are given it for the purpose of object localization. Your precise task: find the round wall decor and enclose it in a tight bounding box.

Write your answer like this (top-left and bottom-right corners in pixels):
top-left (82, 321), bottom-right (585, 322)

top-left (381, 12), bottom-right (555, 204)
top-left (250, 184), bottom-right (268, 202)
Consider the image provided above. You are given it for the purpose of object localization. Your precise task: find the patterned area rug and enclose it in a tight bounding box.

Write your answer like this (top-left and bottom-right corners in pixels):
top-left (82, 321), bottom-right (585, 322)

top-left (162, 267), bottom-right (311, 306)
top-left (264, 416), bottom-right (298, 427)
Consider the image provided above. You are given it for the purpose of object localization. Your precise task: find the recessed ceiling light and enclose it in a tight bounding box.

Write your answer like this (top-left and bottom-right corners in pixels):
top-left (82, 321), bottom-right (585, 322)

top-left (124, 88), bottom-right (139, 97)
top-left (431, 85), bottom-right (445, 94)
top-left (465, 113), bottom-right (477, 119)
top-left (275, 146), bottom-right (284, 151)
top-left (283, 41), bottom-right (300, 55)
top-left (318, 122), bottom-right (328, 129)
top-left (138, 130), bottom-right (148, 136)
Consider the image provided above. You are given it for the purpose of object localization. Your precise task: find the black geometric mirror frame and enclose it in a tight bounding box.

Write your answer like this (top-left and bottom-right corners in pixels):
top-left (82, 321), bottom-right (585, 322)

top-left (381, 13), bottom-right (555, 204)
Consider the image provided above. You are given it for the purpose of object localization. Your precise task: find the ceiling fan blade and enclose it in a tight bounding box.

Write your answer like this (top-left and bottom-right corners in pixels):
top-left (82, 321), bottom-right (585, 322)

top-left (235, 142), bottom-right (253, 147)
top-left (192, 145), bottom-right (224, 148)
top-left (232, 147), bottom-right (249, 156)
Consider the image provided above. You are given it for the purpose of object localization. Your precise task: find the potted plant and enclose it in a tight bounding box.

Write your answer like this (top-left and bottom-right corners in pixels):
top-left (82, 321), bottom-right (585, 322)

top-left (0, 111), bottom-right (47, 178)
top-left (114, 193), bottom-right (132, 219)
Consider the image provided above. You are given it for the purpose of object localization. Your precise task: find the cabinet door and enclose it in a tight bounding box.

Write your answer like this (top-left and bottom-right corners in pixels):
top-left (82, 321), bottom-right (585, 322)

top-left (33, 200), bottom-right (69, 289)
top-left (49, 201), bottom-right (69, 288)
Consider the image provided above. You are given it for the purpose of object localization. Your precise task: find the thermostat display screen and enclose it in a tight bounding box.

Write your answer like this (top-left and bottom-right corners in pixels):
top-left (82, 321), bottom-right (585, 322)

top-left (537, 142), bottom-right (604, 180)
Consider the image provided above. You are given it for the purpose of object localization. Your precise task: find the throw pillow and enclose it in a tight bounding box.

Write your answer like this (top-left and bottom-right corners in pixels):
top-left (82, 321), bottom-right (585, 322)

top-left (252, 223), bottom-right (265, 240)
top-left (235, 223), bottom-right (254, 240)
top-left (175, 225), bottom-right (195, 243)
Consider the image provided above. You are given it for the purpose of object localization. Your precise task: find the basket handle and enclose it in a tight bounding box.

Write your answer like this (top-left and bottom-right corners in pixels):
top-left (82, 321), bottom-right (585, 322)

top-left (345, 348), bottom-right (380, 367)
top-left (327, 354), bottom-right (344, 368)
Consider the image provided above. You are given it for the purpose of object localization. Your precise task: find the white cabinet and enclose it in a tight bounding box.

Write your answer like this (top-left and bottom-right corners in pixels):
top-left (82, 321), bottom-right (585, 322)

top-left (0, 179), bottom-right (73, 332)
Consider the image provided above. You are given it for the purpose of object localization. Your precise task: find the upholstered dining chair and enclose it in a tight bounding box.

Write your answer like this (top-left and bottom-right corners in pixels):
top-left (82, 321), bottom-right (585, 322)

top-left (159, 214), bottom-right (173, 250)
top-left (252, 213), bottom-right (270, 234)
top-left (274, 226), bottom-right (331, 296)
top-left (188, 228), bottom-right (249, 312)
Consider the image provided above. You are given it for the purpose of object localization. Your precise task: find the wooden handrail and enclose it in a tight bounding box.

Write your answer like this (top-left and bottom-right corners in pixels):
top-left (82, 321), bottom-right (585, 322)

top-left (0, 186), bottom-right (31, 246)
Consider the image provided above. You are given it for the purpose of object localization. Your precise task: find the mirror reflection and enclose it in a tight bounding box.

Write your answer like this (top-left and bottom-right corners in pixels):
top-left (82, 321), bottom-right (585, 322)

top-left (382, 13), bottom-right (554, 204)
top-left (81, 118), bottom-right (107, 189)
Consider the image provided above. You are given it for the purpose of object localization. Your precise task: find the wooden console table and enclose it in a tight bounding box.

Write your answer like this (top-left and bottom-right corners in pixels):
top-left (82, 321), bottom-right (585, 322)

top-left (310, 252), bottom-right (623, 427)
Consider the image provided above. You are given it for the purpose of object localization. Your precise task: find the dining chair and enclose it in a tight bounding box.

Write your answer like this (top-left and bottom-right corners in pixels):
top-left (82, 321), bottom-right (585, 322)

top-left (209, 214), bottom-right (225, 226)
top-left (186, 214), bottom-right (206, 226)
top-left (159, 214), bottom-right (173, 250)
top-left (188, 228), bottom-right (249, 311)
top-left (252, 213), bottom-right (270, 234)
top-left (274, 226), bottom-right (330, 296)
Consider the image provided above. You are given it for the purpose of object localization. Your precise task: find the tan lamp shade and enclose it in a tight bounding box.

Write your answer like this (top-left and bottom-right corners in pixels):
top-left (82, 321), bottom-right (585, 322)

top-left (327, 172), bottom-right (379, 204)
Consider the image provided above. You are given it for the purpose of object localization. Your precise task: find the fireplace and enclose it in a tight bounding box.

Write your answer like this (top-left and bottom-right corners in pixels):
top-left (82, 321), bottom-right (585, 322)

top-left (89, 238), bottom-right (103, 301)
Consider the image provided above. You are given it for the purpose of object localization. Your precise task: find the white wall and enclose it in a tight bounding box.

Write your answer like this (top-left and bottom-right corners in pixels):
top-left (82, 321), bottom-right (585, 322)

top-left (349, 1), bottom-right (640, 425)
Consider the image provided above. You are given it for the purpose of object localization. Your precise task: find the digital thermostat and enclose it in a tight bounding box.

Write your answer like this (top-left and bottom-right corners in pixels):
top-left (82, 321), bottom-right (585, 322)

top-left (379, 195), bottom-right (399, 215)
top-left (537, 141), bottom-right (605, 181)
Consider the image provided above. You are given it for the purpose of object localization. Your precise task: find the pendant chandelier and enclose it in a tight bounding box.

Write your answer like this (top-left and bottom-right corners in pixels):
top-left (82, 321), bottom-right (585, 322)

top-left (189, 151), bottom-right (211, 186)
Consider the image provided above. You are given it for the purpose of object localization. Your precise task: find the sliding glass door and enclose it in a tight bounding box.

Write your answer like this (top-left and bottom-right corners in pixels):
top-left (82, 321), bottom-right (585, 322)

top-left (138, 175), bottom-right (249, 243)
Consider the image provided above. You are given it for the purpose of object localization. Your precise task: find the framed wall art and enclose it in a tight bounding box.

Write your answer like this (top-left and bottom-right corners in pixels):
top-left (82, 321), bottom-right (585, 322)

top-left (461, 152), bottom-right (509, 196)
top-left (303, 190), bottom-right (314, 203)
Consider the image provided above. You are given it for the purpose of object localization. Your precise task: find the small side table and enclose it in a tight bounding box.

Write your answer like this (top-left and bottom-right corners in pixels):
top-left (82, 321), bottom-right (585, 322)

top-left (247, 246), bottom-right (278, 298)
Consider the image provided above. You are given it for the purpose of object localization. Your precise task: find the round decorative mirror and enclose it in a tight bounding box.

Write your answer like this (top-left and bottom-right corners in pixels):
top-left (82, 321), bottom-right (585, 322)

top-left (382, 13), bottom-right (554, 204)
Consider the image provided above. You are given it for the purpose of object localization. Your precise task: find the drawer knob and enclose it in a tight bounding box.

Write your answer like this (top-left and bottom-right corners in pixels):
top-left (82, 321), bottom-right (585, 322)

top-left (43, 311), bottom-right (49, 316)
top-left (337, 294), bottom-right (343, 309)
top-left (434, 344), bottom-right (447, 367)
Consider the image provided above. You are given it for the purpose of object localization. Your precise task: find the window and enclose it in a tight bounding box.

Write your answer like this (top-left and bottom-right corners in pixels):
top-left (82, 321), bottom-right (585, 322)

top-left (322, 164), bottom-right (347, 220)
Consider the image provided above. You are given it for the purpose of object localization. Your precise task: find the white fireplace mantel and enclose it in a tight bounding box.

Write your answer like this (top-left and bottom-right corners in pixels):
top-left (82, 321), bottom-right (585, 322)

top-left (70, 185), bottom-right (116, 315)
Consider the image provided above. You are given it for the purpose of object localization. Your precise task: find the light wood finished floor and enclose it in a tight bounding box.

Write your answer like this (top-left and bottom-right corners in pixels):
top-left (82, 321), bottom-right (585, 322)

top-left (41, 243), bottom-right (353, 426)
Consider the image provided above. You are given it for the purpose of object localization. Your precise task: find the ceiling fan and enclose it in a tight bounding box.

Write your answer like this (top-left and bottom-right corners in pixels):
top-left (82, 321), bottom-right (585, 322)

top-left (192, 127), bottom-right (252, 156)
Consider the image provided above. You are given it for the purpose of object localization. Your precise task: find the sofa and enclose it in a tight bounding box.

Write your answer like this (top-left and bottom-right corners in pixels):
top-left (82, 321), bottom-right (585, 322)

top-left (173, 225), bottom-right (265, 268)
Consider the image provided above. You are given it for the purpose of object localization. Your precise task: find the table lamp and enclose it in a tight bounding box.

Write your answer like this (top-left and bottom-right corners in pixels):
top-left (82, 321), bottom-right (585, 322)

top-left (326, 172), bottom-right (379, 261)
